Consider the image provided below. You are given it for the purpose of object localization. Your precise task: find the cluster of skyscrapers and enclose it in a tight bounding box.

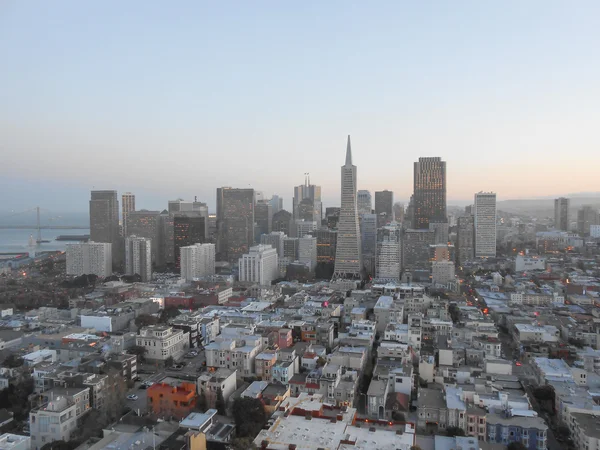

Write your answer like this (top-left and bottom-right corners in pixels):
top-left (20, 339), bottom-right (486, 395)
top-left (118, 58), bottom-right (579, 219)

top-left (73, 136), bottom-right (501, 285)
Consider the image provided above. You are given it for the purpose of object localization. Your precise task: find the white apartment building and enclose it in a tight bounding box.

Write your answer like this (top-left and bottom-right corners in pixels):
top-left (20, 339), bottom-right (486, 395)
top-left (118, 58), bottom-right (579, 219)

top-left (136, 325), bottom-right (188, 361)
top-left (514, 255), bottom-right (546, 272)
top-left (432, 260), bottom-right (455, 285)
top-left (298, 235), bottom-right (317, 272)
top-left (66, 242), bottom-right (112, 277)
top-left (238, 245), bottom-right (279, 286)
top-left (375, 224), bottom-right (401, 282)
top-left (180, 243), bottom-right (216, 281)
top-left (125, 236), bottom-right (152, 281)
top-left (205, 336), bottom-right (262, 377)
top-left (474, 192), bottom-right (497, 258)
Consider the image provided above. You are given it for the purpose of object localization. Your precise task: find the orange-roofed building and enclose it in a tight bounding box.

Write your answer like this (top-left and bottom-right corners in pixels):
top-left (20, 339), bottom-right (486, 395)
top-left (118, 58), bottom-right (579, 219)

top-left (147, 382), bottom-right (198, 419)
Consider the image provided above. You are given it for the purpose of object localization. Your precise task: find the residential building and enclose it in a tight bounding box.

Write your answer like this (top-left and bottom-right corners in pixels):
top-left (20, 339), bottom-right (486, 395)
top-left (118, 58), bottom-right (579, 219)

top-left (136, 326), bottom-right (188, 362)
top-left (180, 243), bottom-right (216, 281)
top-left (298, 236), bottom-right (317, 272)
top-left (204, 336), bottom-right (262, 377)
top-left (121, 192), bottom-right (135, 236)
top-left (66, 242), bottom-right (112, 277)
top-left (357, 190), bottom-right (372, 215)
top-left (375, 190), bottom-right (394, 228)
top-left (375, 223), bottom-right (401, 282)
top-left (487, 413), bottom-right (548, 450)
top-left (514, 255), bottom-right (546, 272)
top-left (174, 213), bottom-right (206, 269)
top-left (332, 136), bottom-right (362, 280)
top-left (216, 187), bottom-right (255, 262)
top-left (456, 215), bottom-right (475, 264)
top-left (474, 192), bottom-right (497, 258)
top-left (432, 261), bottom-right (455, 286)
top-left (197, 369), bottom-right (237, 409)
top-left (0, 434), bottom-right (30, 450)
top-left (359, 213), bottom-right (377, 275)
top-left (238, 245), bottom-right (279, 286)
top-left (554, 197), bottom-right (570, 231)
top-left (402, 229), bottom-right (435, 274)
top-left (413, 157), bottom-right (446, 229)
top-left (260, 231), bottom-right (286, 257)
top-left (147, 381), bottom-right (197, 420)
top-left (125, 236), bottom-right (152, 281)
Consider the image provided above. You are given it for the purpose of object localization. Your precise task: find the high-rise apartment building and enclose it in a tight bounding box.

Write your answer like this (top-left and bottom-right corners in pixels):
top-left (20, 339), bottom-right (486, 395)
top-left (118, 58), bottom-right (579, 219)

top-left (432, 261), bottom-right (456, 286)
top-left (375, 190), bottom-right (394, 228)
top-left (474, 192), bottom-right (497, 258)
top-left (283, 237), bottom-right (299, 259)
top-left (293, 175), bottom-right (322, 225)
top-left (402, 229), bottom-right (435, 272)
top-left (238, 245), bottom-right (279, 286)
top-left (272, 210), bottom-right (293, 236)
top-left (375, 223), bottom-right (401, 282)
top-left (180, 243), bottom-right (216, 281)
top-left (66, 242), bottom-right (112, 277)
top-left (413, 157), bottom-right (447, 229)
top-left (159, 212), bottom-right (175, 267)
top-left (174, 213), bottom-right (206, 269)
top-left (255, 201), bottom-right (273, 240)
top-left (456, 216), bottom-right (474, 264)
top-left (89, 190), bottom-right (120, 264)
top-left (126, 210), bottom-right (161, 265)
top-left (332, 136), bottom-right (362, 280)
top-left (217, 188), bottom-right (255, 262)
top-left (577, 206), bottom-right (599, 236)
top-left (298, 235), bottom-right (317, 272)
top-left (359, 213), bottom-right (377, 276)
top-left (554, 197), bottom-right (570, 231)
top-left (121, 192), bottom-right (135, 236)
top-left (357, 190), bottom-right (372, 215)
top-left (125, 236), bottom-right (152, 281)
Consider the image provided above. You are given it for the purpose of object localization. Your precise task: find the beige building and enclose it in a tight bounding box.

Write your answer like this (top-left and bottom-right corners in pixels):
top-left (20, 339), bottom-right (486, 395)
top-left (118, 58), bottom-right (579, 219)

top-left (136, 325), bottom-right (189, 361)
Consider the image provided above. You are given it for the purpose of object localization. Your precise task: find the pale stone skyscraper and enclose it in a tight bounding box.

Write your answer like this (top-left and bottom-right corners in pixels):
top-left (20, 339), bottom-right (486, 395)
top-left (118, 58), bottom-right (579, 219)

top-left (474, 192), bottom-right (497, 257)
top-left (332, 136), bottom-right (362, 279)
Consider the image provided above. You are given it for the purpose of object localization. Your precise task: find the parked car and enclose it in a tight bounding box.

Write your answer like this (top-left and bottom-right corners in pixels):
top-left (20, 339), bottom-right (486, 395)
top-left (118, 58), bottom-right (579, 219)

top-left (127, 394), bottom-right (138, 400)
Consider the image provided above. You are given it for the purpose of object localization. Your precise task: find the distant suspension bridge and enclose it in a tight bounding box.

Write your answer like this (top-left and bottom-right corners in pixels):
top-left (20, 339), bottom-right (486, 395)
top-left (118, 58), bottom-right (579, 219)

top-left (0, 207), bottom-right (88, 243)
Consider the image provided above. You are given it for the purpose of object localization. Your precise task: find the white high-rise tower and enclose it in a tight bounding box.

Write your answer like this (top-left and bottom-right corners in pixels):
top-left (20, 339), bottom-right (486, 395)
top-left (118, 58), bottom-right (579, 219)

top-left (474, 192), bottom-right (497, 258)
top-left (332, 136), bottom-right (362, 279)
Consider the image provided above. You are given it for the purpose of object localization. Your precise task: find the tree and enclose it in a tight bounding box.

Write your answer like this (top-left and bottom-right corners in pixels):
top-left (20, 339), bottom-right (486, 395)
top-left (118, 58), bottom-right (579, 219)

top-left (2, 353), bottom-right (24, 368)
top-left (230, 437), bottom-right (258, 450)
top-left (135, 314), bottom-right (158, 330)
top-left (533, 385), bottom-right (554, 401)
top-left (159, 306), bottom-right (181, 323)
top-left (40, 441), bottom-right (77, 450)
top-left (0, 375), bottom-right (34, 421)
top-left (316, 356), bottom-right (326, 368)
top-left (215, 387), bottom-right (226, 415)
top-left (391, 411), bottom-right (405, 422)
top-left (446, 426), bottom-right (465, 437)
top-left (556, 425), bottom-right (570, 438)
top-left (232, 397), bottom-right (267, 438)
top-left (196, 390), bottom-right (207, 412)
top-left (165, 356), bottom-right (174, 368)
top-left (507, 443), bottom-right (527, 450)
top-left (128, 345), bottom-right (147, 363)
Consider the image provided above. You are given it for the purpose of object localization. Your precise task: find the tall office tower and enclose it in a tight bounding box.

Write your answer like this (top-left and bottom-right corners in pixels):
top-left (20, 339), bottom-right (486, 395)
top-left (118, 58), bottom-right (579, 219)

top-left (295, 219), bottom-right (318, 237)
top-left (255, 201), bottom-right (273, 241)
top-left (298, 235), bottom-right (318, 272)
top-left (208, 214), bottom-right (218, 243)
top-left (332, 136), bottom-right (362, 280)
top-left (430, 244), bottom-right (455, 262)
top-left (159, 212), bottom-right (175, 267)
top-left (554, 198), bottom-right (570, 231)
top-left (474, 192), bottom-right (497, 258)
top-left (90, 190), bottom-right (120, 266)
top-left (126, 210), bottom-right (161, 265)
top-left (293, 175), bottom-right (322, 225)
top-left (325, 207), bottom-right (341, 229)
top-left (393, 203), bottom-right (405, 225)
top-left (413, 157), bottom-right (447, 229)
top-left (216, 188), bottom-right (255, 262)
top-left (432, 261), bottom-right (455, 286)
top-left (260, 231), bottom-right (286, 258)
top-left (375, 223), bottom-right (401, 282)
top-left (357, 190), bottom-right (372, 215)
top-left (270, 195), bottom-right (284, 214)
top-left (125, 236), bottom-right (152, 281)
top-left (168, 199), bottom-right (209, 240)
top-left (456, 216), bottom-right (474, 264)
top-left (66, 242), bottom-right (112, 277)
top-left (465, 205), bottom-right (473, 215)
top-left (429, 221), bottom-right (449, 245)
top-left (577, 205), bottom-right (600, 236)
top-left (283, 237), bottom-right (299, 259)
top-left (180, 243), bottom-right (216, 281)
top-left (375, 190), bottom-right (394, 228)
top-left (404, 196), bottom-right (415, 229)
top-left (174, 213), bottom-right (206, 269)
top-left (359, 213), bottom-right (377, 276)
top-left (272, 210), bottom-right (293, 236)
top-left (310, 228), bottom-right (337, 265)
top-left (402, 229), bottom-right (436, 275)
top-left (121, 192), bottom-right (135, 236)
top-left (238, 245), bottom-right (279, 285)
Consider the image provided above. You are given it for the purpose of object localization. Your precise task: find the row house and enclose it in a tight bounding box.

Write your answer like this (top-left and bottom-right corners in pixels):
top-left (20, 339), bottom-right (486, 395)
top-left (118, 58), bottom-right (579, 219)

top-left (205, 335), bottom-right (262, 377)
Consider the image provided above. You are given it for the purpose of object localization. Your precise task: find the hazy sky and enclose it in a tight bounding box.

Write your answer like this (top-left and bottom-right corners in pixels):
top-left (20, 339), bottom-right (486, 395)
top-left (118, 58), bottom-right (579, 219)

top-left (1, 1), bottom-right (599, 214)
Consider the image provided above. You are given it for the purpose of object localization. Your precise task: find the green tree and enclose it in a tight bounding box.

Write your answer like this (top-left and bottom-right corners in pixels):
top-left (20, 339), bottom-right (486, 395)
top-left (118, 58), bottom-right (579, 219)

top-left (316, 356), bottom-right (327, 368)
top-left (232, 397), bottom-right (267, 438)
top-left (215, 387), bottom-right (226, 415)
top-left (230, 437), bottom-right (258, 450)
top-left (2, 353), bottom-right (24, 368)
top-left (446, 426), bottom-right (465, 437)
top-left (40, 441), bottom-right (76, 450)
top-left (128, 345), bottom-right (147, 363)
top-left (134, 314), bottom-right (158, 330)
top-left (165, 356), bottom-right (174, 368)
top-left (159, 306), bottom-right (181, 323)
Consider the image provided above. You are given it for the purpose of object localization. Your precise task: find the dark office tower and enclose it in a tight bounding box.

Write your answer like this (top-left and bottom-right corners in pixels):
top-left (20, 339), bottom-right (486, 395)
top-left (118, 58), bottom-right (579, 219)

top-left (375, 190), bottom-right (394, 228)
top-left (216, 188), bottom-right (255, 262)
top-left (456, 215), bottom-right (475, 265)
top-left (159, 211), bottom-right (175, 267)
top-left (332, 135), bottom-right (362, 280)
top-left (168, 199), bottom-right (209, 240)
top-left (126, 210), bottom-right (161, 265)
top-left (402, 229), bottom-right (436, 279)
top-left (393, 203), bottom-right (405, 224)
top-left (554, 197), bottom-right (570, 231)
top-left (272, 210), bottom-right (292, 236)
top-left (255, 201), bottom-right (273, 241)
top-left (404, 196), bottom-right (415, 229)
top-left (293, 175), bottom-right (322, 224)
top-left (310, 228), bottom-right (337, 279)
top-left (325, 207), bottom-right (341, 229)
top-left (90, 190), bottom-right (120, 265)
top-left (174, 213), bottom-right (206, 269)
top-left (413, 157), bottom-right (447, 229)
top-left (577, 205), bottom-right (599, 237)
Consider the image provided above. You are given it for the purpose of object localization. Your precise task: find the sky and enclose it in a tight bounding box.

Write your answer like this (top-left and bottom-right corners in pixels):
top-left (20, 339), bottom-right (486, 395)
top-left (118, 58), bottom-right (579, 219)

top-left (1, 1), bottom-right (600, 215)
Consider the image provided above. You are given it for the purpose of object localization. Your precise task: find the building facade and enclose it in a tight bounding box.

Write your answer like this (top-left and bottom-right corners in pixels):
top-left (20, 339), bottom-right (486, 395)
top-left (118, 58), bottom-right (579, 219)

top-left (136, 326), bottom-right (188, 361)
top-left (125, 210), bottom-right (161, 265)
top-left (121, 192), bottom-right (135, 236)
top-left (174, 213), bottom-right (206, 269)
top-left (180, 243), bottom-right (216, 281)
top-left (66, 242), bottom-right (112, 277)
top-left (456, 215), bottom-right (475, 264)
top-left (125, 236), bottom-right (152, 281)
top-left (375, 190), bottom-right (394, 228)
top-left (89, 190), bottom-right (120, 265)
top-left (413, 157), bottom-right (446, 229)
top-left (238, 245), bottom-right (279, 286)
top-left (217, 188), bottom-right (255, 262)
top-left (357, 190), bottom-right (372, 215)
top-left (554, 197), bottom-right (570, 231)
top-left (375, 223), bottom-right (401, 282)
top-left (474, 192), bottom-right (497, 258)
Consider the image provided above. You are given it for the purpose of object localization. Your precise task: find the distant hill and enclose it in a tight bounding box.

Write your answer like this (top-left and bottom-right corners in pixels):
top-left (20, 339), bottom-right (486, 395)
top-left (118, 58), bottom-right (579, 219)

top-left (496, 197), bottom-right (600, 218)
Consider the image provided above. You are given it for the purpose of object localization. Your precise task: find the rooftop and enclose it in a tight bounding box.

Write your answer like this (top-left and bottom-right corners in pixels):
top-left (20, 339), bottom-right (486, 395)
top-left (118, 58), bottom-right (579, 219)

top-left (572, 412), bottom-right (600, 439)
